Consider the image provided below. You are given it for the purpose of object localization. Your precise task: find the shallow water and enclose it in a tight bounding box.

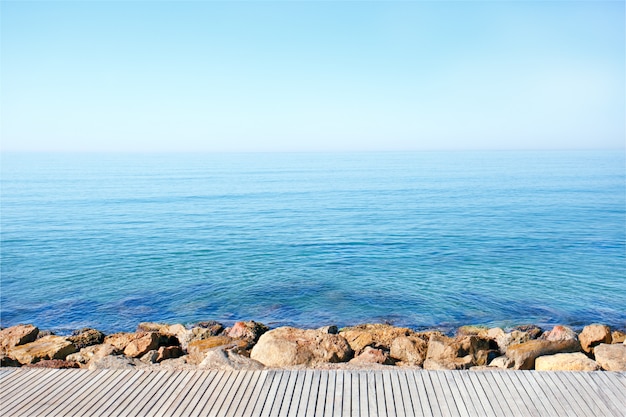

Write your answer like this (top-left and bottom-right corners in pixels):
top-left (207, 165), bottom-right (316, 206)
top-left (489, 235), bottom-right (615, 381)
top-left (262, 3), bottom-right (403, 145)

top-left (1, 151), bottom-right (625, 334)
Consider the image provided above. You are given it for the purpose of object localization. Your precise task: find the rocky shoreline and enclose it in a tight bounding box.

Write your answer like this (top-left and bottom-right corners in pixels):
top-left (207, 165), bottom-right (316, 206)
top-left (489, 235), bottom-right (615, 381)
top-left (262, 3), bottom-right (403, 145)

top-left (1, 321), bottom-right (625, 372)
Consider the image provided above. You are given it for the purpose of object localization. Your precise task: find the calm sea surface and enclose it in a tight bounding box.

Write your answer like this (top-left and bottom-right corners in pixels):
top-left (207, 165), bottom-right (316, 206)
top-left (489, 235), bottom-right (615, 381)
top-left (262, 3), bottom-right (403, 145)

top-left (1, 151), bottom-right (625, 334)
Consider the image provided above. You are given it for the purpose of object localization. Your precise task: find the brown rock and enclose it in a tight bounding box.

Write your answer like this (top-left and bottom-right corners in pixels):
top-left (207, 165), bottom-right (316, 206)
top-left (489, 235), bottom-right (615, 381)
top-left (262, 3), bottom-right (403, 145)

top-left (187, 336), bottom-right (248, 364)
top-left (488, 356), bottom-right (514, 369)
top-left (225, 321), bottom-right (268, 344)
top-left (68, 328), bottom-right (105, 350)
top-left (0, 324), bottom-right (39, 353)
top-left (156, 346), bottom-right (183, 362)
top-left (70, 343), bottom-right (119, 367)
top-left (579, 324), bottom-right (612, 353)
top-left (457, 325), bottom-right (489, 338)
top-left (535, 352), bottom-right (600, 371)
top-left (104, 332), bottom-right (142, 351)
top-left (8, 335), bottom-right (76, 364)
top-left (340, 324), bottom-right (412, 355)
top-left (349, 347), bottom-right (391, 365)
top-left (193, 321), bottom-right (224, 335)
top-left (198, 346), bottom-right (265, 371)
top-left (593, 343), bottom-right (626, 371)
top-left (124, 332), bottom-right (162, 358)
top-left (487, 328), bottom-right (534, 354)
top-left (26, 359), bottom-right (80, 369)
top-left (423, 334), bottom-right (491, 370)
top-left (250, 326), bottom-right (353, 367)
top-left (137, 323), bottom-right (186, 346)
top-left (390, 336), bottom-right (428, 366)
top-left (612, 330), bottom-right (626, 344)
top-left (505, 339), bottom-right (580, 370)
top-left (512, 324), bottom-right (543, 339)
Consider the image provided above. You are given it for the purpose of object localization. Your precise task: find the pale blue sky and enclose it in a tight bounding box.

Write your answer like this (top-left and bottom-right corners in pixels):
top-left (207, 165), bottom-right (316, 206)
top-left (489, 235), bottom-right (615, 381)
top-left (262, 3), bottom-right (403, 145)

top-left (1, 1), bottom-right (624, 152)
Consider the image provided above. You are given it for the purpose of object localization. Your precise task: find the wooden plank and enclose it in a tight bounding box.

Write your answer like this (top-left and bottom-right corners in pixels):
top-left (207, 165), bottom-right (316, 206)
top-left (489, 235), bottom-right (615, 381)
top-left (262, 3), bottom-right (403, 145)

top-left (0, 368), bottom-right (46, 393)
top-left (544, 371), bottom-right (594, 417)
top-left (315, 370), bottom-right (329, 417)
top-left (388, 370), bottom-right (406, 417)
top-left (134, 370), bottom-right (191, 417)
top-left (212, 370), bottom-right (250, 417)
top-left (296, 370), bottom-right (314, 417)
top-left (416, 370), bottom-right (441, 417)
top-left (374, 371), bottom-right (388, 417)
top-left (205, 370), bottom-right (244, 417)
top-left (249, 371), bottom-right (278, 417)
top-left (366, 371), bottom-right (379, 417)
top-left (550, 372), bottom-right (603, 417)
top-left (174, 371), bottom-right (220, 417)
top-left (259, 370), bottom-right (285, 417)
top-left (236, 371), bottom-right (268, 417)
top-left (395, 370), bottom-right (415, 417)
top-left (305, 371), bottom-right (322, 417)
top-left (512, 371), bottom-right (561, 417)
top-left (402, 370), bottom-right (425, 417)
top-left (439, 371), bottom-right (469, 417)
top-left (37, 369), bottom-right (112, 417)
top-left (189, 371), bottom-right (230, 417)
top-left (277, 370), bottom-right (299, 417)
top-left (342, 371), bottom-right (352, 417)
top-left (410, 371), bottom-right (433, 417)
top-left (532, 371), bottom-right (582, 417)
top-left (468, 371), bottom-right (509, 417)
top-left (288, 370), bottom-right (306, 417)
top-left (575, 371), bottom-right (624, 415)
top-left (225, 371), bottom-right (259, 417)
top-left (447, 371), bottom-right (478, 417)
top-left (488, 370), bottom-right (530, 417)
top-left (120, 370), bottom-right (175, 417)
top-left (589, 371), bottom-right (626, 409)
top-left (268, 370), bottom-right (293, 417)
top-left (159, 370), bottom-right (210, 417)
top-left (559, 371), bottom-right (616, 417)
top-left (91, 369), bottom-right (150, 417)
top-left (1, 368), bottom-right (62, 411)
top-left (333, 370), bottom-right (344, 417)
top-left (324, 370), bottom-right (336, 417)
top-left (68, 369), bottom-right (131, 417)
top-left (357, 371), bottom-right (368, 417)
top-left (461, 371), bottom-right (496, 417)
top-left (428, 371), bottom-right (456, 417)
top-left (112, 370), bottom-right (170, 417)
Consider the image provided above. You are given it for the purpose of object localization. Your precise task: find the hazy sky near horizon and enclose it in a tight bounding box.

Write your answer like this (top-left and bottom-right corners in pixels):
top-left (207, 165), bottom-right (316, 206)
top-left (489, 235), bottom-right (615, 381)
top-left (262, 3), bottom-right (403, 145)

top-left (1, 1), bottom-right (624, 152)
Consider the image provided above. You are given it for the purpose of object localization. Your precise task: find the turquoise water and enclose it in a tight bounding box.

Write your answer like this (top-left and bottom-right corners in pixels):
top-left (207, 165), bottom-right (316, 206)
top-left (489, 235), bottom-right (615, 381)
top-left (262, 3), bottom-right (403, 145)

top-left (1, 151), bottom-right (625, 334)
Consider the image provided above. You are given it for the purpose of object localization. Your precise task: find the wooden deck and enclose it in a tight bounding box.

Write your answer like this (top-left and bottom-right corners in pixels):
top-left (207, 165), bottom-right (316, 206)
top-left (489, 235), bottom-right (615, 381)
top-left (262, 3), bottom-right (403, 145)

top-left (0, 368), bottom-right (624, 416)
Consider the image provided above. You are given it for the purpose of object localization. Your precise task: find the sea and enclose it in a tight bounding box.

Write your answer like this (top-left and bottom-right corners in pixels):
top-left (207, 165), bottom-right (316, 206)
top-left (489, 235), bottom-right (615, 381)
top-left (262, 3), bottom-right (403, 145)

top-left (1, 151), bottom-right (625, 335)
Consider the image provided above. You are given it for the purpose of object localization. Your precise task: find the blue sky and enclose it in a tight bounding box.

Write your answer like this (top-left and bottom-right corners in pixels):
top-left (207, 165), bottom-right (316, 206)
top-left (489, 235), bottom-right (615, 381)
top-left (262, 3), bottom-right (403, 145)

top-left (1, 1), bottom-right (624, 152)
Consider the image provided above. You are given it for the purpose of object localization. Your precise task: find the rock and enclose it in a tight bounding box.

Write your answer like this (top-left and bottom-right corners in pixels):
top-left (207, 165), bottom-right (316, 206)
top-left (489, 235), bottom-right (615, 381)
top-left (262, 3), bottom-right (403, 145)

top-left (0, 354), bottom-right (21, 367)
top-left (579, 324), bottom-right (612, 353)
top-left (124, 333), bottom-right (163, 358)
top-left (487, 328), bottom-right (534, 354)
top-left (457, 325), bottom-right (489, 338)
top-left (104, 332), bottom-right (142, 351)
top-left (540, 325), bottom-right (578, 342)
top-left (0, 325), bottom-right (39, 354)
top-left (250, 326), bottom-right (353, 367)
top-left (225, 321), bottom-right (269, 345)
top-left (156, 346), bottom-right (183, 362)
top-left (423, 334), bottom-right (492, 370)
top-left (181, 326), bottom-right (228, 351)
top-left (612, 331), bottom-right (626, 344)
top-left (593, 343), bottom-right (626, 371)
top-left (25, 359), bottom-right (80, 369)
top-left (8, 336), bottom-right (76, 364)
top-left (488, 356), bottom-right (514, 369)
top-left (68, 328), bottom-right (105, 350)
top-left (187, 336), bottom-right (248, 365)
top-left (512, 324), bottom-right (543, 339)
top-left (140, 350), bottom-right (159, 363)
top-left (88, 355), bottom-right (148, 370)
top-left (158, 356), bottom-right (196, 371)
top-left (535, 352), bottom-right (600, 371)
top-left (198, 346), bottom-right (265, 371)
top-left (505, 339), bottom-right (580, 370)
top-left (318, 326), bottom-right (339, 335)
top-left (340, 324), bottom-right (412, 355)
top-left (349, 347), bottom-right (391, 365)
top-left (68, 344), bottom-right (118, 367)
top-left (36, 330), bottom-right (55, 338)
top-left (390, 336), bottom-right (428, 366)
top-left (137, 322), bottom-right (185, 346)
top-left (192, 321), bottom-right (224, 334)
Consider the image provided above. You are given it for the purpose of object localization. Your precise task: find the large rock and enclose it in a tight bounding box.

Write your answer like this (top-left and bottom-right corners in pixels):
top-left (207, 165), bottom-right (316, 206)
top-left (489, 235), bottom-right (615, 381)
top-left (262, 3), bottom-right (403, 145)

top-left (187, 336), bottom-right (248, 364)
top-left (505, 339), bottom-right (580, 370)
top-left (612, 330), bottom-right (626, 344)
top-left (487, 328), bottom-right (535, 354)
top-left (579, 324), bottom-right (612, 353)
top-left (539, 325), bottom-right (578, 342)
top-left (535, 352), bottom-right (600, 371)
top-left (390, 336), bottom-right (428, 366)
top-left (198, 346), bottom-right (265, 371)
top-left (225, 321), bottom-right (268, 345)
top-left (251, 326), bottom-right (353, 367)
top-left (349, 347), bottom-right (390, 365)
top-left (8, 336), bottom-right (76, 364)
top-left (423, 334), bottom-right (491, 370)
top-left (0, 324), bottom-right (39, 353)
top-left (593, 343), bottom-right (626, 371)
top-left (156, 346), bottom-right (183, 362)
top-left (68, 328), bottom-right (105, 350)
top-left (104, 332), bottom-right (142, 351)
top-left (88, 355), bottom-right (149, 370)
top-left (124, 333), bottom-right (163, 358)
top-left (340, 324), bottom-right (412, 355)
top-left (67, 344), bottom-right (118, 366)
top-left (138, 322), bottom-right (185, 341)
top-left (25, 359), bottom-right (80, 369)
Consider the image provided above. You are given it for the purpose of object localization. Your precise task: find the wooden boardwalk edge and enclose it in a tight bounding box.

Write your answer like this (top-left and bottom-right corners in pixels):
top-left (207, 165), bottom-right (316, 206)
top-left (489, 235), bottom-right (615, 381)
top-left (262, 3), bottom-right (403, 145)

top-left (0, 369), bottom-right (624, 417)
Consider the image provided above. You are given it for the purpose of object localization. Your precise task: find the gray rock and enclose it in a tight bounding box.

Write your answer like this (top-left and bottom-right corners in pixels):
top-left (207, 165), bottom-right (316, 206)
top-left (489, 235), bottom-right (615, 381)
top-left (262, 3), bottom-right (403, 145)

top-left (199, 347), bottom-right (265, 371)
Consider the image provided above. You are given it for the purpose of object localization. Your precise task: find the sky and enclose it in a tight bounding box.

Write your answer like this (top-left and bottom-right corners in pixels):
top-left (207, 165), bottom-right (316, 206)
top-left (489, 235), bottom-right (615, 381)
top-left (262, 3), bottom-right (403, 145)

top-left (1, 1), bottom-right (624, 152)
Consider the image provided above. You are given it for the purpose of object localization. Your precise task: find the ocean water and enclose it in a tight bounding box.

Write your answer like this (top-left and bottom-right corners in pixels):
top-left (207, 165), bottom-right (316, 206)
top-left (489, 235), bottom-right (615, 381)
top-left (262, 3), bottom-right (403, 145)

top-left (1, 151), bottom-right (625, 334)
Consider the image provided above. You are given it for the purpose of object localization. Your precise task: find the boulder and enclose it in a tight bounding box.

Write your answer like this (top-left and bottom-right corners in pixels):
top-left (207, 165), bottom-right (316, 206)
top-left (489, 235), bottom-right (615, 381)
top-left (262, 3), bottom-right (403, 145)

top-left (612, 331), bottom-right (626, 344)
top-left (349, 347), bottom-right (391, 365)
top-left (535, 352), bottom-right (600, 371)
top-left (250, 326), bottom-right (353, 367)
top-left (539, 325), bottom-right (578, 342)
top-left (198, 346), bottom-right (265, 371)
top-left (67, 344), bottom-right (118, 366)
top-left (457, 325), bottom-right (489, 338)
top-left (191, 321), bottom-right (224, 335)
top-left (512, 324), bottom-right (543, 339)
top-left (156, 346), bottom-right (183, 362)
top-left (25, 359), bottom-right (80, 369)
top-left (225, 321), bottom-right (268, 345)
top-left (487, 328), bottom-right (534, 354)
top-left (124, 333), bottom-right (163, 358)
top-left (0, 324), bottom-right (39, 353)
top-left (579, 324), bottom-right (611, 353)
top-left (68, 328), bottom-right (105, 350)
top-left (104, 332), bottom-right (142, 351)
top-left (488, 356), bottom-right (514, 369)
top-left (137, 323), bottom-right (185, 345)
top-left (390, 336), bottom-right (428, 366)
top-left (8, 336), bottom-right (76, 364)
top-left (505, 339), bottom-right (580, 370)
top-left (423, 334), bottom-right (491, 370)
top-left (140, 350), bottom-right (160, 363)
top-left (88, 355), bottom-right (148, 370)
top-left (187, 336), bottom-right (248, 365)
top-left (340, 324), bottom-right (412, 355)
top-left (158, 356), bottom-right (196, 371)
top-left (593, 343), bottom-right (626, 371)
